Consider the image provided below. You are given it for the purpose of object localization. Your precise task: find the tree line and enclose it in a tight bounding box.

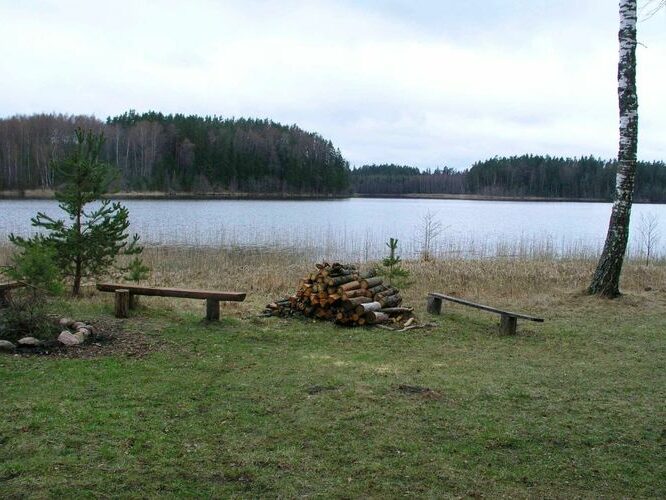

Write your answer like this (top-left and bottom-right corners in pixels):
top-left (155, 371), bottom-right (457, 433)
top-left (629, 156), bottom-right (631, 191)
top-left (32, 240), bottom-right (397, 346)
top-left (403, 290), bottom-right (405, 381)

top-left (1, 113), bottom-right (665, 201)
top-left (352, 155), bottom-right (666, 202)
top-left (0, 112), bottom-right (350, 194)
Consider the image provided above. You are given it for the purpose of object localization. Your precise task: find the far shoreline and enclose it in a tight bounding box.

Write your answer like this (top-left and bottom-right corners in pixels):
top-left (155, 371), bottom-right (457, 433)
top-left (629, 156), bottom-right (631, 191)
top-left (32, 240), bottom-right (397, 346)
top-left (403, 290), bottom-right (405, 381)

top-left (0, 189), bottom-right (662, 204)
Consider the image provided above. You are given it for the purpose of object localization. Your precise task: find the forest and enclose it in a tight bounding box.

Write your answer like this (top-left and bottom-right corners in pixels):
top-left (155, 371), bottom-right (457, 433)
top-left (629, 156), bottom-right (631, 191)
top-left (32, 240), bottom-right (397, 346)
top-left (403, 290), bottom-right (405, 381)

top-left (1, 113), bottom-right (665, 201)
top-left (351, 156), bottom-right (666, 202)
top-left (0, 112), bottom-right (350, 194)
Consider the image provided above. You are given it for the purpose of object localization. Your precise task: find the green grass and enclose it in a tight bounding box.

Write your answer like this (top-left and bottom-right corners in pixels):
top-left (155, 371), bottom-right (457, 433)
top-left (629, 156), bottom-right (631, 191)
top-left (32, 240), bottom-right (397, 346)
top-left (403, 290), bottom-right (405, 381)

top-left (1, 298), bottom-right (665, 498)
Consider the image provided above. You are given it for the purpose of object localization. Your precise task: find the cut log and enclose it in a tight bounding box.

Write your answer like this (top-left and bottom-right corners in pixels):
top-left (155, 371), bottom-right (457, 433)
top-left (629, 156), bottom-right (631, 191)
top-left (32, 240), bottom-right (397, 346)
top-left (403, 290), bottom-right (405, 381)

top-left (327, 293), bottom-right (341, 304)
top-left (379, 293), bottom-right (402, 308)
top-left (375, 287), bottom-right (399, 300)
top-left (342, 289), bottom-right (366, 300)
top-left (365, 311), bottom-right (389, 324)
top-left (327, 274), bottom-right (357, 287)
top-left (338, 280), bottom-right (361, 293)
top-left (367, 284), bottom-right (387, 296)
top-left (379, 307), bottom-right (413, 315)
top-left (347, 296), bottom-right (372, 306)
top-left (355, 301), bottom-right (382, 315)
top-left (360, 277), bottom-right (383, 289)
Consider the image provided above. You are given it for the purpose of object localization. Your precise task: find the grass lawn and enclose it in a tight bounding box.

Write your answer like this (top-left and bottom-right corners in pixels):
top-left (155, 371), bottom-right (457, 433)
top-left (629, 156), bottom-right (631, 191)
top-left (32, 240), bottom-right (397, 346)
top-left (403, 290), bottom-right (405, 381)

top-left (1, 293), bottom-right (665, 498)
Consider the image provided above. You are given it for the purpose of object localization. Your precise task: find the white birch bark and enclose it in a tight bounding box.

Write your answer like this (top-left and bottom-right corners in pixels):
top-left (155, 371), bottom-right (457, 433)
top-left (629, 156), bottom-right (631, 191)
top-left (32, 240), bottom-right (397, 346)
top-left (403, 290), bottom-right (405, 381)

top-left (588, 0), bottom-right (638, 297)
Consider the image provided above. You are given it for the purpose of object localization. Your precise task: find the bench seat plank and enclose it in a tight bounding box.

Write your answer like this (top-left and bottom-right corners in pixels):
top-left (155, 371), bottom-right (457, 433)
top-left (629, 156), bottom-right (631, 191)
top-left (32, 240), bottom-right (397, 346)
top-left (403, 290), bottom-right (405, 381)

top-left (97, 283), bottom-right (246, 302)
top-left (429, 293), bottom-right (544, 322)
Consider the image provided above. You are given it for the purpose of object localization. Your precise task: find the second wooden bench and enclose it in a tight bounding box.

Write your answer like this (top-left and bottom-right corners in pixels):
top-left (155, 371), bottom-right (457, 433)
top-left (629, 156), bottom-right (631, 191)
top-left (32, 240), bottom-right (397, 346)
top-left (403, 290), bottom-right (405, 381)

top-left (97, 283), bottom-right (246, 321)
top-left (427, 292), bottom-right (544, 335)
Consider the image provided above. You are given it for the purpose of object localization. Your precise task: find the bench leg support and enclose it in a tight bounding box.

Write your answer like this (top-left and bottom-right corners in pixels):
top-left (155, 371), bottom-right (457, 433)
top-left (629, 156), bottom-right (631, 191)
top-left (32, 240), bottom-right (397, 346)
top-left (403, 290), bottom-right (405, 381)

top-left (426, 296), bottom-right (442, 315)
top-left (499, 314), bottom-right (517, 335)
top-left (115, 289), bottom-right (130, 318)
top-left (206, 299), bottom-right (220, 321)
top-left (128, 293), bottom-right (139, 309)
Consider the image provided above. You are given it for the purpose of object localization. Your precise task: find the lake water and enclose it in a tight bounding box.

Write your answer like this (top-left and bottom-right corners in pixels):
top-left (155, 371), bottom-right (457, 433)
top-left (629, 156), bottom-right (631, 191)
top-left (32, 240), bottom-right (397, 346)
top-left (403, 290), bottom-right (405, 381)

top-left (1, 198), bottom-right (665, 261)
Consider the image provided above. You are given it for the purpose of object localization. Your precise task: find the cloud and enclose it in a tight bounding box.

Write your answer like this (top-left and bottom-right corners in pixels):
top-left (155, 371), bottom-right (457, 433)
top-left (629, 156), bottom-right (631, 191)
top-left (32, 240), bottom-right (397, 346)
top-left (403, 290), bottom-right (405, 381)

top-left (0, 0), bottom-right (664, 168)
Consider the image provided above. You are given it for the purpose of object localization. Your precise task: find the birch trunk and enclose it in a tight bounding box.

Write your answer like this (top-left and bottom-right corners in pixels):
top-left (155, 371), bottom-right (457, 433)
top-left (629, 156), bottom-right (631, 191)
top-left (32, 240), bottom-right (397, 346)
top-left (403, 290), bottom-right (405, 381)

top-left (588, 0), bottom-right (638, 298)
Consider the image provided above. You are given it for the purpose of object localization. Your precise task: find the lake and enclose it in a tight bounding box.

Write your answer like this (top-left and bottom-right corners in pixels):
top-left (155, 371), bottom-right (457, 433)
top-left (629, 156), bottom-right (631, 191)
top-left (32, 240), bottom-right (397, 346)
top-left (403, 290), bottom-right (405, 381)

top-left (1, 198), bottom-right (665, 261)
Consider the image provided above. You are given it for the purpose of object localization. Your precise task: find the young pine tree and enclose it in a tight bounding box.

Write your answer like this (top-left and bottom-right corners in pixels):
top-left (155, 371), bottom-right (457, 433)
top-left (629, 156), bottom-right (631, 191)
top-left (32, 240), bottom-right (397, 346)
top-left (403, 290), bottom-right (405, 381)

top-left (379, 237), bottom-right (410, 286)
top-left (10, 128), bottom-right (142, 296)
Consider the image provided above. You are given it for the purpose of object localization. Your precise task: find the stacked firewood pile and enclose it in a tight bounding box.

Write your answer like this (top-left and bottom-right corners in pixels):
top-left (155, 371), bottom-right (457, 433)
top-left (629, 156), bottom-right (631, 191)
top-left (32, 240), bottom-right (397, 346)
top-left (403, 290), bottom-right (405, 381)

top-left (264, 262), bottom-right (414, 326)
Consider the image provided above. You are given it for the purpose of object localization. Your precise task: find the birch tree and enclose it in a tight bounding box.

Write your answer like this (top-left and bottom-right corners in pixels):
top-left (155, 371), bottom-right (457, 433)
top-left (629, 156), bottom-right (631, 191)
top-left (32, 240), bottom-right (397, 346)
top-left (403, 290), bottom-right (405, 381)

top-left (588, 0), bottom-right (639, 297)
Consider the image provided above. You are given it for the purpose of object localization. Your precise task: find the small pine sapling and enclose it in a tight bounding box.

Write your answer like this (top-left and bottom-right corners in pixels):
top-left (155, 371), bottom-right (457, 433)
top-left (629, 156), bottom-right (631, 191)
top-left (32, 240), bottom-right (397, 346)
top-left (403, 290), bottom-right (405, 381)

top-left (124, 257), bottom-right (150, 283)
top-left (379, 237), bottom-right (410, 286)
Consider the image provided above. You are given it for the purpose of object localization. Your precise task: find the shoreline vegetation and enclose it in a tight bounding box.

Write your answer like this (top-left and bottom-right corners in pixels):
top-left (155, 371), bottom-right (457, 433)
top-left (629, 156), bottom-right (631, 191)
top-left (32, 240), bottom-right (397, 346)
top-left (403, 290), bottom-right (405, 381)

top-left (0, 189), bottom-right (655, 204)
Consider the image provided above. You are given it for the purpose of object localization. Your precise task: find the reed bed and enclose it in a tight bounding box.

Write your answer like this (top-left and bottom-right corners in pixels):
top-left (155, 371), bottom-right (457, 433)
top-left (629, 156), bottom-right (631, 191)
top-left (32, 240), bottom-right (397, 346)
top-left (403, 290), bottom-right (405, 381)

top-left (4, 243), bottom-right (663, 319)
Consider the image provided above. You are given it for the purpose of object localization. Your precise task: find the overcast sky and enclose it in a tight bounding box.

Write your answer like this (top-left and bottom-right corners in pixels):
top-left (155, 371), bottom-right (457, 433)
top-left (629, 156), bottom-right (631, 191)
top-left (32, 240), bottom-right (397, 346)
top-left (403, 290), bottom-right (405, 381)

top-left (0, 0), bottom-right (664, 169)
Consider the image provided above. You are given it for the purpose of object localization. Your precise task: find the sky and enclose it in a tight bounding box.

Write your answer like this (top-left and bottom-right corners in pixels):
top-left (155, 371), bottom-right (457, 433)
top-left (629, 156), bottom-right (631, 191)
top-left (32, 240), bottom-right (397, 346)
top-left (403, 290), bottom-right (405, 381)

top-left (0, 0), bottom-right (664, 169)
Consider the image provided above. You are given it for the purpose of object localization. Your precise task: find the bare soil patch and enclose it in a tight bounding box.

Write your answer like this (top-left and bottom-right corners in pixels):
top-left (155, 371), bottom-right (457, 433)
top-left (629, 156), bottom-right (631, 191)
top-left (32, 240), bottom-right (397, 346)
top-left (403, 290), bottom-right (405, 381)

top-left (11, 317), bottom-right (160, 359)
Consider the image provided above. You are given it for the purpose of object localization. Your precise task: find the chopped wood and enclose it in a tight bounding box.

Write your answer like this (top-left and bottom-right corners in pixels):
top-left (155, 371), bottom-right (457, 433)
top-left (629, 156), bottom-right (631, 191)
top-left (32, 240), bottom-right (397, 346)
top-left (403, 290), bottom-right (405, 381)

top-left (367, 284), bottom-right (388, 296)
top-left (365, 311), bottom-right (389, 324)
top-left (379, 293), bottom-right (402, 308)
top-left (355, 301), bottom-right (382, 315)
top-left (338, 280), bottom-right (361, 292)
top-left (342, 289), bottom-right (366, 300)
top-left (360, 277), bottom-right (383, 289)
top-left (378, 307), bottom-right (413, 315)
top-left (264, 262), bottom-right (415, 328)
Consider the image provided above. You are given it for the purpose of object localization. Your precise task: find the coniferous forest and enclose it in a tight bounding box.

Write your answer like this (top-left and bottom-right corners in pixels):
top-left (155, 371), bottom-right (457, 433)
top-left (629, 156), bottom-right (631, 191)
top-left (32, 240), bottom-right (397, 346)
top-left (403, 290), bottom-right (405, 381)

top-left (0, 112), bottom-right (350, 194)
top-left (1, 112), bottom-right (665, 201)
top-left (351, 157), bottom-right (666, 202)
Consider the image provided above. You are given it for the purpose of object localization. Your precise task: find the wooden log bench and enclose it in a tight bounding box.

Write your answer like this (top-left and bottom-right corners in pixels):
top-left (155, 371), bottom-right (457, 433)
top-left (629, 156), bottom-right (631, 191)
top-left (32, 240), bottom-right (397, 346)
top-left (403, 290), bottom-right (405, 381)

top-left (96, 283), bottom-right (246, 321)
top-left (427, 292), bottom-right (544, 335)
top-left (0, 282), bottom-right (24, 307)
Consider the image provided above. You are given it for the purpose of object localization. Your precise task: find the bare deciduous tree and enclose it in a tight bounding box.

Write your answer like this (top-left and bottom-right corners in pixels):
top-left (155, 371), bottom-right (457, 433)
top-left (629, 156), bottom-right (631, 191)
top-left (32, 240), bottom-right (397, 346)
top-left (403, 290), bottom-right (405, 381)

top-left (419, 210), bottom-right (444, 261)
top-left (638, 212), bottom-right (660, 265)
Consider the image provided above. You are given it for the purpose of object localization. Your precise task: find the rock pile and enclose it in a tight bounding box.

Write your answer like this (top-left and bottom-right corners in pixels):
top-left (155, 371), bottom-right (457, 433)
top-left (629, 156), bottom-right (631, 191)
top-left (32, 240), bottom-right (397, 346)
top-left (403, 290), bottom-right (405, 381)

top-left (0, 317), bottom-right (96, 353)
top-left (57, 318), bottom-right (95, 346)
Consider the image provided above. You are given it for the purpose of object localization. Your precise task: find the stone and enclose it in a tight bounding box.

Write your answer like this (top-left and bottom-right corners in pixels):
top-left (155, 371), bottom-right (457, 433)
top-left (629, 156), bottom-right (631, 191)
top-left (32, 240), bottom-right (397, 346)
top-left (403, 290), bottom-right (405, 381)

top-left (73, 331), bottom-right (86, 343)
top-left (0, 340), bottom-right (16, 352)
top-left (72, 321), bottom-right (86, 329)
top-left (82, 324), bottom-right (95, 335)
top-left (59, 317), bottom-right (74, 327)
top-left (77, 328), bottom-right (91, 338)
top-left (58, 331), bottom-right (82, 346)
top-left (18, 337), bottom-right (41, 346)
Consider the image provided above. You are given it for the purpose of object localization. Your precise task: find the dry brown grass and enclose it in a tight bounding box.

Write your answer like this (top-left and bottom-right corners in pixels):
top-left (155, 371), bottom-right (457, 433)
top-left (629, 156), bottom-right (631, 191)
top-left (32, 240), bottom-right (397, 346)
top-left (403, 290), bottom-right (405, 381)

top-left (4, 244), bottom-right (664, 319)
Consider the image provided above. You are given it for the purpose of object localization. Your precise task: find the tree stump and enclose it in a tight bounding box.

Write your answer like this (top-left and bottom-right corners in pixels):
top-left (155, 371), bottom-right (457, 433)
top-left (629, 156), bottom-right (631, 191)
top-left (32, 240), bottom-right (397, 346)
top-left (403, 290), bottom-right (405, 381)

top-left (115, 289), bottom-right (130, 318)
top-left (499, 314), bottom-right (517, 335)
top-left (426, 296), bottom-right (442, 315)
top-left (206, 298), bottom-right (220, 321)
